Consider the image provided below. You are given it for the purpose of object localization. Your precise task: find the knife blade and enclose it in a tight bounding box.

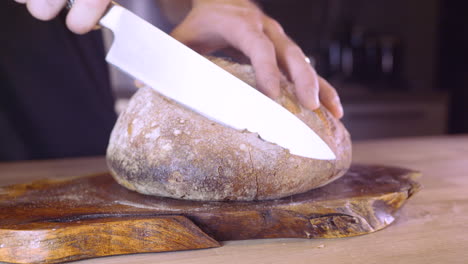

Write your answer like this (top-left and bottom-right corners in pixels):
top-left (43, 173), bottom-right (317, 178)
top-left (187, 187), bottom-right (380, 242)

top-left (97, 3), bottom-right (335, 160)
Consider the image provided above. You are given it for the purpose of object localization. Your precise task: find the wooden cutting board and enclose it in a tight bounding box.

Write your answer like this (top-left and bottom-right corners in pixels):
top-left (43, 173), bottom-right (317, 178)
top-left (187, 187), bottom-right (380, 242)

top-left (0, 164), bottom-right (420, 264)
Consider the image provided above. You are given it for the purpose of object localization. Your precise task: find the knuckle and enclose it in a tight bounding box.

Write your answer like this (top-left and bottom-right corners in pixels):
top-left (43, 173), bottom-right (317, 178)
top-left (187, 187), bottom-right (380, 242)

top-left (33, 11), bottom-right (54, 20)
top-left (304, 82), bottom-right (320, 93)
top-left (66, 19), bottom-right (92, 34)
top-left (250, 37), bottom-right (276, 59)
top-left (237, 27), bottom-right (267, 49)
top-left (237, 19), bottom-right (255, 32)
top-left (292, 66), bottom-right (315, 85)
top-left (283, 44), bottom-right (304, 59)
top-left (295, 73), bottom-right (319, 91)
top-left (258, 36), bottom-right (276, 52)
top-left (241, 17), bottom-right (263, 32)
top-left (236, 7), bottom-right (263, 28)
top-left (265, 17), bottom-right (285, 34)
top-left (27, 0), bottom-right (59, 20)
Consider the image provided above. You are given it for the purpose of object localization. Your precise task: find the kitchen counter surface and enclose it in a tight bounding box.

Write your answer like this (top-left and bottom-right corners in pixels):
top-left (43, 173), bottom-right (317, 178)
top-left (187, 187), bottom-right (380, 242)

top-left (1, 135), bottom-right (467, 264)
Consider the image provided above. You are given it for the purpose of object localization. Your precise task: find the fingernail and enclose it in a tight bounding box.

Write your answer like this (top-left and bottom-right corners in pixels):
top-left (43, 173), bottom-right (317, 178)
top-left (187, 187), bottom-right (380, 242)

top-left (337, 105), bottom-right (344, 119)
top-left (334, 100), bottom-right (344, 119)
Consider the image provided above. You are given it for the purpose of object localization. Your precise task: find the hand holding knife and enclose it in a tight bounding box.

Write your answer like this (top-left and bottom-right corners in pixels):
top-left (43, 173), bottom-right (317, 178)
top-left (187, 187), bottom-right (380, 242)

top-left (13, 0), bottom-right (339, 160)
top-left (14, 0), bottom-right (343, 120)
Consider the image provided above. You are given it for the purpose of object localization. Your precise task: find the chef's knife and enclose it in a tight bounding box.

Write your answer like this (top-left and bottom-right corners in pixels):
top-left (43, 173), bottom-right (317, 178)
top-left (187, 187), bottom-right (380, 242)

top-left (68, 1), bottom-right (336, 160)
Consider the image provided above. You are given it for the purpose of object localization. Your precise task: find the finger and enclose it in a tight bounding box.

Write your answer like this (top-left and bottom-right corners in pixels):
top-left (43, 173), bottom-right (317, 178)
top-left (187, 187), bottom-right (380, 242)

top-left (219, 47), bottom-right (250, 64)
top-left (171, 6), bottom-right (281, 98)
top-left (66, 0), bottom-right (110, 34)
top-left (263, 17), bottom-right (320, 110)
top-left (318, 77), bottom-right (344, 119)
top-left (26, 0), bottom-right (66, 21)
top-left (291, 61), bottom-right (320, 111)
top-left (223, 25), bottom-right (281, 98)
top-left (170, 15), bottom-right (198, 46)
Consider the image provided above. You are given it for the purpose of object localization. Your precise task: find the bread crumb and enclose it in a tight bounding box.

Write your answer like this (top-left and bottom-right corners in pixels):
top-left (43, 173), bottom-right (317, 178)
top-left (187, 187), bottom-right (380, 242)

top-left (127, 123), bottom-right (133, 136)
top-left (145, 127), bottom-right (161, 140)
top-left (168, 171), bottom-right (183, 183)
top-left (162, 142), bottom-right (172, 151)
top-left (317, 244), bottom-right (325, 249)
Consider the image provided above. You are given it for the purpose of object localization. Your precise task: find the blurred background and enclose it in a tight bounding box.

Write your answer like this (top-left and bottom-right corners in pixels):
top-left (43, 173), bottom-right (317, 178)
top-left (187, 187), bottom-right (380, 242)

top-left (112, 0), bottom-right (467, 141)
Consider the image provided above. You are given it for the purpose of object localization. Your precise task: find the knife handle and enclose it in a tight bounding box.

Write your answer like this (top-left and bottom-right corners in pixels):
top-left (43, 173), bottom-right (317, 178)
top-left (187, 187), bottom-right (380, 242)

top-left (65, 0), bottom-right (118, 30)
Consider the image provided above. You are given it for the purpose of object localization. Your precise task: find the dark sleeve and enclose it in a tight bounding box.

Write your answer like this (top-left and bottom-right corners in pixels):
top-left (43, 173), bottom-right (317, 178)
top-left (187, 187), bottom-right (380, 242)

top-left (0, 2), bottom-right (117, 161)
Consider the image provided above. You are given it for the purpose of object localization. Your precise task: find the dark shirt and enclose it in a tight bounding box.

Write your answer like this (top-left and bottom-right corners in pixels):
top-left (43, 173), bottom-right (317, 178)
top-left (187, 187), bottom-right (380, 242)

top-left (0, 2), bottom-right (117, 161)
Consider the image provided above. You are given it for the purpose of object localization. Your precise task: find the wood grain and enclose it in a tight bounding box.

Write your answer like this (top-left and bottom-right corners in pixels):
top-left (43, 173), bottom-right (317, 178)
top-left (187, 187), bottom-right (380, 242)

top-left (0, 164), bottom-right (419, 264)
top-left (0, 216), bottom-right (219, 264)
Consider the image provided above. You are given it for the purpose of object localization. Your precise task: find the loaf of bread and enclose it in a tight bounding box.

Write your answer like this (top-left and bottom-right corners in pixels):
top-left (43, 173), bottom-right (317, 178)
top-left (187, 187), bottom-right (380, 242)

top-left (106, 57), bottom-right (352, 201)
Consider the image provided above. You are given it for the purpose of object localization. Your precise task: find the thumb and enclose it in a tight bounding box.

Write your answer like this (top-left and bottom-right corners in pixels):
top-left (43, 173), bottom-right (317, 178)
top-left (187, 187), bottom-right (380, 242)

top-left (171, 17), bottom-right (207, 53)
top-left (170, 17), bottom-right (194, 44)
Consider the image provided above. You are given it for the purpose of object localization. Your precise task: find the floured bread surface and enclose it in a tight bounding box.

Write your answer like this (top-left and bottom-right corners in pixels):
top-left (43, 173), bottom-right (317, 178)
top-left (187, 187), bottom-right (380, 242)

top-left (106, 58), bottom-right (352, 201)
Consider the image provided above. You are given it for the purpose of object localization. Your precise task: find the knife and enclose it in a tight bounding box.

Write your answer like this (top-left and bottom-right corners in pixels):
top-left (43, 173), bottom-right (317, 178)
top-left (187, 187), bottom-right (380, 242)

top-left (67, 1), bottom-right (336, 160)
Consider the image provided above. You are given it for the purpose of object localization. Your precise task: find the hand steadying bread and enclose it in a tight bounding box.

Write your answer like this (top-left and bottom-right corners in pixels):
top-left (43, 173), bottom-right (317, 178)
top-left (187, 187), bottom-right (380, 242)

top-left (170, 0), bottom-right (344, 118)
top-left (107, 57), bottom-right (352, 201)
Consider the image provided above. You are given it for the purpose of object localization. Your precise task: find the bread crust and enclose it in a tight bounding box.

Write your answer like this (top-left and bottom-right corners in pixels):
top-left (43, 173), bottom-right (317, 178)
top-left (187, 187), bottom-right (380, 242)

top-left (106, 58), bottom-right (352, 201)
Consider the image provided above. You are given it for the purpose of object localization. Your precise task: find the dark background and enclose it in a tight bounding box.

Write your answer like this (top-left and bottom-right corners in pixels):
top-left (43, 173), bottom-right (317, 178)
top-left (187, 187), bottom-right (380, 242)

top-left (257, 0), bottom-right (467, 139)
top-left (438, 0), bottom-right (468, 133)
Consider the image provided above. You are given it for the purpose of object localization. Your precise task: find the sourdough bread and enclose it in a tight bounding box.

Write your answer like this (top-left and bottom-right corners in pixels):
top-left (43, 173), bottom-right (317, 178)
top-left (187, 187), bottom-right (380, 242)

top-left (106, 58), bottom-right (352, 201)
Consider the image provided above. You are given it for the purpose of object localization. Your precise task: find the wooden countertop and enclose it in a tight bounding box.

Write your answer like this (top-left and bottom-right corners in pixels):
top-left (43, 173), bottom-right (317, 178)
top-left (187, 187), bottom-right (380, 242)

top-left (1, 135), bottom-right (467, 264)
